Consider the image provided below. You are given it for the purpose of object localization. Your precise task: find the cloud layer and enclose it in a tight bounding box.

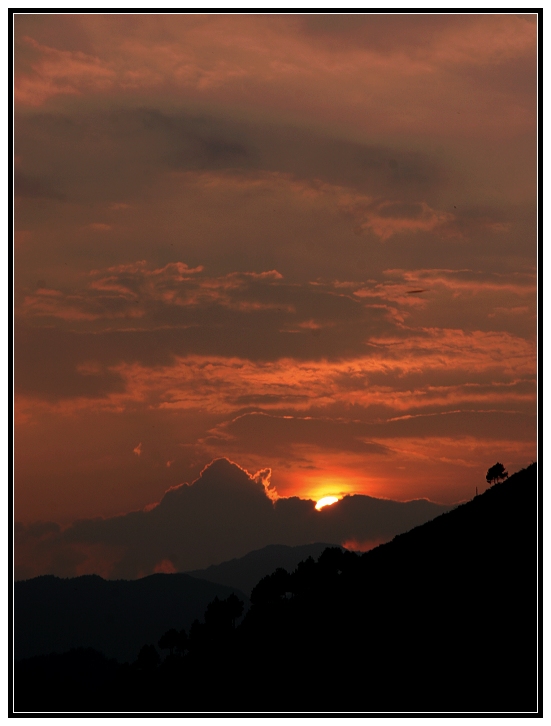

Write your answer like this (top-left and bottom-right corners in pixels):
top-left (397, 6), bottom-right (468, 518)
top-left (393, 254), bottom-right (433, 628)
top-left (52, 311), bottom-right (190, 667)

top-left (14, 15), bottom-right (536, 546)
top-left (15, 458), bottom-right (452, 580)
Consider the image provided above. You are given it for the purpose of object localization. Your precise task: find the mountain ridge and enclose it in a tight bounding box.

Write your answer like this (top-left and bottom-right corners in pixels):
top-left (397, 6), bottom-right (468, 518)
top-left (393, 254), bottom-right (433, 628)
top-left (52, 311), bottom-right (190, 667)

top-left (15, 463), bottom-right (537, 712)
top-left (186, 541), bottom-right (344, 595)
top-left (14, 571), bottom-right (248, 663)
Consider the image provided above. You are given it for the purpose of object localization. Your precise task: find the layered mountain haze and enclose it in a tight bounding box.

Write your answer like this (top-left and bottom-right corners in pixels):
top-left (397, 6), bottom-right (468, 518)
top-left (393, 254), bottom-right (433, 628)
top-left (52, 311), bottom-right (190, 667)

top-left (15, 457), bottom-right (451, 580)
top-left (187, 542), bottom-right (344, 595)
top-left (14, 543), bottom-right (342, 662)
top-left (15, 573), bottom-right (248, 663)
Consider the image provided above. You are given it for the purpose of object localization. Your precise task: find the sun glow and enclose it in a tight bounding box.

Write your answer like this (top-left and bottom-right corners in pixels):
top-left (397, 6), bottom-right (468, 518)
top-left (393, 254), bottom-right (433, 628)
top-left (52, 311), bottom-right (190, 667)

top-left (315, 496), bottom-right (340, 511)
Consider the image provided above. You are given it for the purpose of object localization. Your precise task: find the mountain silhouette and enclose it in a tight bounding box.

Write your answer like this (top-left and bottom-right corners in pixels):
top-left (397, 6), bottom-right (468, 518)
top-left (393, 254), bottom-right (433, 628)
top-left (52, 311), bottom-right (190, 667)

top-left (186, 542), bottom-right (343, 595)
top-left (14, 463), bottom-right (537, 713)
top-left (14, 573), bottom-right (247, 664)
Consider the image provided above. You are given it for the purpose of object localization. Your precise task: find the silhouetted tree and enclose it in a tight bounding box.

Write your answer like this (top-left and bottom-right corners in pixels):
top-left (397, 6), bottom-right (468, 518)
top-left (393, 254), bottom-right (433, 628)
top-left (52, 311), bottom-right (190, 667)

top-left (135, 643), bottom-right (160, 671)
top-left (290, 556), bottom-right (317, 595)
top-left (158, 628), bottom-right (179, 656)
top-left (318, 546), bottom-right (345, 575)
top-left (225, 593), bottom-right (244, 628)
top-left (204, 596), bottom-right (226, 631)
top-left (486, 462), bottom-right (508, 486)
top-left (175, 629), bottom-right (189, 656)
top-left (250, 568), bottom-right (291, 606)
top-left (188, 619), bottom-right (206, 652)
top-left (204, 594), bottom-right (245, 634)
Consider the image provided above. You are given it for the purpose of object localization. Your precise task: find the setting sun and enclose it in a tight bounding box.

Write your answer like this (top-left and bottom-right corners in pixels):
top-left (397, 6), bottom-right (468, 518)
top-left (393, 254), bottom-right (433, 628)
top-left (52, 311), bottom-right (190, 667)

top-left (315, 496), bottom-right (340, 511)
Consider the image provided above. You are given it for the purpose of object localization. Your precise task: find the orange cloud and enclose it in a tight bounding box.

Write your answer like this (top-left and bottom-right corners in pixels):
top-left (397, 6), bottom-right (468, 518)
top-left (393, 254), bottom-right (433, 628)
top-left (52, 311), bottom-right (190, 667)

top-left (13, 323), bottom-right (535, 422)
top-left (15, 35), bottom-right (116, 106)
top-left (167, 170), bottom-right (456, 241)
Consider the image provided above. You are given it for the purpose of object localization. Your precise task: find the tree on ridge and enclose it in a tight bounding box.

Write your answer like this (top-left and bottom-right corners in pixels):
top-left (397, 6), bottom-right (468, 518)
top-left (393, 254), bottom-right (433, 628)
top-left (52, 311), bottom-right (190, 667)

top-left (486, 462), bottom-right (508, 486)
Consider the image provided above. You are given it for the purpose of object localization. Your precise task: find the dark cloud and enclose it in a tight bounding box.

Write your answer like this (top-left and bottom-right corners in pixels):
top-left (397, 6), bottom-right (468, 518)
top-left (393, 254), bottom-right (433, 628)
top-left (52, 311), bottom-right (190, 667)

top-left (15, 14), bottom-right (95, 56)
top-left (14, 105), bottom-right (534, 291)
top-left (14, 402), bottom-right (227, 524)
top-left (14, 171), bottom-right (64, 200)
top-left (171, 133), bottom-right (252, 170)
top-left (296, 14), bottom-right (475, 55)
top-left (16, 268), bottom-right (396, 401)
top-left (15, 107), bottom-right (444, 202)
top-left (15, 518), bottom-right (84, 581)
top-left (16, 458), bottom-right (452, 580)
top-left (297, 14), bottom-right (537, 94)
top-left (16, 317), bottom-right (386, 402)
top-left (463, 53), bottom-right (536, 98)
top-left (136, 108), bottom-right (445, 193)
top-left (15, 326), bottom-right (126, 400)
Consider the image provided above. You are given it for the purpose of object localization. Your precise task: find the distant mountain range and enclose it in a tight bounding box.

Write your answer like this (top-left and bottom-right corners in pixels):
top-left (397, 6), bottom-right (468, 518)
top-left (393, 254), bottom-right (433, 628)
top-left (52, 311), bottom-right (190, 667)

top-left (14, 573), bottom-right (247, 664)
top-left (187, 542), bottom-right (342, 595)
top-left (15, 542), bottom-right (345, 663)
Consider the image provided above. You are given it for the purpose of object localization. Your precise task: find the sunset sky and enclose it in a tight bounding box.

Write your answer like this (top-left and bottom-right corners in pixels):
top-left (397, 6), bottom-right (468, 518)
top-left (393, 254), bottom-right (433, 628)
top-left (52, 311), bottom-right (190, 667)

top-left (14, 13), bottom-right (536, 532)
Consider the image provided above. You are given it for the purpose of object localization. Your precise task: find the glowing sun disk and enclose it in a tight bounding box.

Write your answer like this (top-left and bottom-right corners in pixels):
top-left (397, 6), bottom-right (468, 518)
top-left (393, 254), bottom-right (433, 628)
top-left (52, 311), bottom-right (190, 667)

top-left (315, 496), bottom-right (340, 511)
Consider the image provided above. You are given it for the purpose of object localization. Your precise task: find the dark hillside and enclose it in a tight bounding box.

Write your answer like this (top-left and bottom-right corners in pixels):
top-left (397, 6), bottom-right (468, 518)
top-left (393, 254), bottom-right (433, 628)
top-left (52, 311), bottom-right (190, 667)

top-left (15, 573), bottom-right (247, 663)
top-left (15, 464), bottom-right (537, 713)
top-left (237, 462), bottom-right (537, 712)
top-left (187, 542), bottom-right (343, 595)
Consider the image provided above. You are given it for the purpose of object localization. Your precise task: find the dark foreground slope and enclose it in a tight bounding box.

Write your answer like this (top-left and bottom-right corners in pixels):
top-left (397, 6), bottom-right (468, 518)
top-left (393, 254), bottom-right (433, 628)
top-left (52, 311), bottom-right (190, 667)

top-left (15, 464), bottom-right (537, 714)
top-left (15, 573), bottom-right (247, 663)
top-left (187, 542), bottom-right (343, 595)
top-left (237, 462), bottom-right (537, 713)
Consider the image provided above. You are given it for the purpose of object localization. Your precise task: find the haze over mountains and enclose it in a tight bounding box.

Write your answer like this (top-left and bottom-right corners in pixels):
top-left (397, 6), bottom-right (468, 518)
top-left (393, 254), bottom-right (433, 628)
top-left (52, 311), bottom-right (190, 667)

top-left (187, 542), bottom-right (341, 595)
top-left (15, 458), bottom-right (452, 580)
top-left (15, 573), bottom-right (247, 664)
top-left (14, 542), bottom-right (339, 663)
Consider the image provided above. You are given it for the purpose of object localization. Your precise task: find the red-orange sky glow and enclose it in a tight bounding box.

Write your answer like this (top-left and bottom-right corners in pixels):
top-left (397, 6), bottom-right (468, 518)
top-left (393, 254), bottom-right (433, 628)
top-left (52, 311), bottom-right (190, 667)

top-left (15, 13), bottom-right (536, 533)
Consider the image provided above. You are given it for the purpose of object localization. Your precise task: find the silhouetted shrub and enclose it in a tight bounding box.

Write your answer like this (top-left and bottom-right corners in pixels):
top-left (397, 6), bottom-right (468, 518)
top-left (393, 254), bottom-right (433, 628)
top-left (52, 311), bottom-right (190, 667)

top-left (486, 462), bottom-right (508, 485)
